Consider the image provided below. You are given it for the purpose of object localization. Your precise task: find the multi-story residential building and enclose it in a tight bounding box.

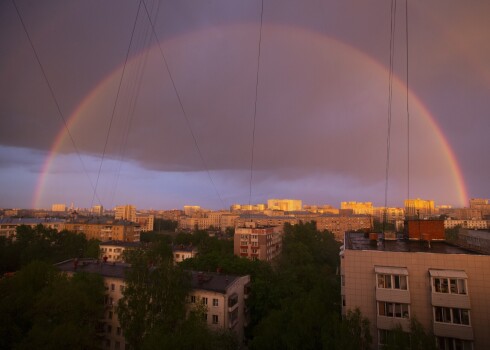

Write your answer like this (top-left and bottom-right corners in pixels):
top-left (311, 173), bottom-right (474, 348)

top-left (220, 214), bottom-right (240, 232)
top-left (404, 198), bottom-right (435, 218)
top-left (451, 229), bottom-right (490, 255)
top-left (235, 213), bottom-right (300, 228)
top-left (234, 222), bottom-right (282, 262)
top-left (340, 231), bottom-right (490, 349)
top-left (341, 201), bottom-right (374, 215)
top-left (55, 259), bottom-right (250, 349)
top-left (267, 199), bottom-right (302, 211)
top-left (303, 204), bottom-right (339, 214)
top-left (183, 205), bottom-right (202, 216)
top-left (92, 205), bottom-right (104, 216)
top-left (230, 204), bottom-right (266, 212)
top-left (51, 203), bottom-right (67, 212)
top-left (114, 205), bottom-right (136, 223)
top-left (172, 244), bottom-right (198, 263)
top-left (372, 207), bottom-right (405, 223)
top-left (315, 214), bottom-right (373, 241)
top-left (100, 241), bottom-right (142, 262)
top-left (64, 218), bottom-right (141, 242)
top-left (444, 219), bottom-right (488, 230)
top-left (134, 214), bottom-right (154, 232)
top-left (0, 217), bottom-right (66, 239)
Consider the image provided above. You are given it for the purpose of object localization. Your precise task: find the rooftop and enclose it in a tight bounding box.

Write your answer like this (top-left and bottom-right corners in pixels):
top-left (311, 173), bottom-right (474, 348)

top-left (344, 232), bottom-right (484, 255)
top-left (55, 259), bottom-right (246, 293)
top-left (100, 240), bottom-right (142, 248)
top-left (0, 217), bottom-right (65, 224)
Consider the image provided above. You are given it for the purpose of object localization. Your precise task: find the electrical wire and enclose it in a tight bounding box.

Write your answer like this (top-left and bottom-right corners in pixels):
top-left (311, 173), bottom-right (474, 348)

top-left (12, 0), bottom-right (103, 206)
top-left (140, 0), bottom-right (226, 209)
top-left (249, 0), bottom-right (264, 208)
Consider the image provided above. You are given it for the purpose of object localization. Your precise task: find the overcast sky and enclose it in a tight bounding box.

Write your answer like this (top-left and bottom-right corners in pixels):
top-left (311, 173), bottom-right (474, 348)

top-left (1, 0), bottom-right (489, 210)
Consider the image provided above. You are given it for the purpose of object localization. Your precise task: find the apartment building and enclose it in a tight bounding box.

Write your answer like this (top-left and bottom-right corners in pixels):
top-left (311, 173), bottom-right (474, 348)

top-left (134, 214), bottom-right (154, 232)
top-left (315, 214), bottom-right (373, 241)
top-left (404, 198), bottom-right (435, 218)
top-left (114, 205), bottom-right (136, 223)
top-left (341, 201), bottom-right (374, 215)
top-left (234, 222), bottom-right (282, 262)
top-left (100, 241), bottom-right (142, 262)
top-left (172, 244), bottom-right (198, 263)
top-left (340, 232), bottom-right (490, 349)
top-left (0, 217), bottom-right (66, 239)
top-left (55, 260), bottom-right (250, 349)
top-left (64, 218), bottom-right (141, 242)
top-left (444, 219), bottom-right (488, 230)
top-left (267, 199), bottom-right (302, 211)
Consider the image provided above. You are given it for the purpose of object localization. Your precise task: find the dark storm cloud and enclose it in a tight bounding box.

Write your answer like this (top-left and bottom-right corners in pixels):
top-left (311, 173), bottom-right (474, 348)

top-left (1, 0), bottom-right (489, 208)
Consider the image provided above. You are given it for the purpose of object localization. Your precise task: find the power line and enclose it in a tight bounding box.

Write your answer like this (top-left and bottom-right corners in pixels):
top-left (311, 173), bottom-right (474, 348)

top-left (91, 0), bottom-right (143, 208)
top-left (384, 0), bottom-right (397, 230)
top-left (12, 0), bottom-right (103, 205)
top-left (140, 0), bottom-right (226, 209)
top-left (405, 0), bottom-right (411, 201)
top-left (249, 0), bottom-right (264, 208)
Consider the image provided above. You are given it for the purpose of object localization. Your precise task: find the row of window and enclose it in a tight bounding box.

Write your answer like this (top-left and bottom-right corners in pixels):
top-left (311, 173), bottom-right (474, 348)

top-left (433, 277), bottom-right (467, 295)
top-left (376, 274), bottom-right (468, 296)
top-left (203, 313), bottom-right (219, 324)
top-left (377, 303), bottom-right (471, 326)
top-left (434, 307), bottom-right (470, 326)
top-left (189, 295), bottom-right (220, 307)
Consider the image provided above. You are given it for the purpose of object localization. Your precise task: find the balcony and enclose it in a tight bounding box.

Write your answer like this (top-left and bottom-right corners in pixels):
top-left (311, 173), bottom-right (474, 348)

top-left (228, 293), bottom-right (238, 312)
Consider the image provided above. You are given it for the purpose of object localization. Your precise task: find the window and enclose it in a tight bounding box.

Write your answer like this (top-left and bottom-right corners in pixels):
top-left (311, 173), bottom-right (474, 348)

top-left (433, 278), bottom-right (467, 295)
top-left (240, 248), bottom-right (247, 253)
top-left (190, 295), bottom-right (196, 303)
top-left (117, 327), bottom-right (121, 335)
top-left (377, 274), bottom-right (407, 290)
top-left (212, 315), bottom-right (219, 324)
top-left (434, 307), bottom-right (470, 326)
top-left (378, 302), bottom-right (409, 318)
top-left (213, 298), bottom-right (219, 307)
top-left (203, 313), bottom-right (208, 321)
top-left (436, 337), bottom-right (473, 350)
top-left (111, 283), bottom-right (115, 291)
top-left (108, 311), bottom-right (113, 320)
top-left (202, 297), bottom-right (208, 305)
top-left (107, 325), bottom-right (112, 334)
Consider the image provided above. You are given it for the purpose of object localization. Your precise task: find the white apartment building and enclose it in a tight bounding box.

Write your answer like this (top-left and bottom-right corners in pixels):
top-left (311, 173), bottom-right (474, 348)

top-left (55, 259), bottom-right (250, 350)
top-left (100, 241), bottom-right (142, 262)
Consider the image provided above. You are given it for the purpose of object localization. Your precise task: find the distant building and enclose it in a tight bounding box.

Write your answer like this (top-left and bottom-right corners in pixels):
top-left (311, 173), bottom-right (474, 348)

top-left (372, 207), bottom-right (405, 223)
top-left (404, 198), bottom-right (435, 218)
top-left (100, 240), bottom-right (141, 262)
top-left (135, 214), bottom-right (154, 232)
top-left (114, 205), bottom-right (136, 222)
top-left (172, 244), bottom-right (198, 263)
top-left (315, 214), bottom-right (373, 241)
top-left (0, 217), bottom-right (66, 239)
top-left (64, 218), bottom-right (140, 242)
top-left (341, 201), bottom-right (374, 215)
top-left (55, 260), bottom-right (250, 348)
top-left (52, 203), bottom-right (67, 212)
top-left (92, 205), bottom-right (104, 216)
top-left (341, 231), bottom-right (490, 349)
top-left (234, 222), bottom-right (282, 262)
top-left (230, 203), bottom-right (266, 212)
top-left (267, 199), bottom-right (302, 211)
top-left (183, 205), bottom-right (202, 216)
top-left (444, 218), bottom-right (488, 230)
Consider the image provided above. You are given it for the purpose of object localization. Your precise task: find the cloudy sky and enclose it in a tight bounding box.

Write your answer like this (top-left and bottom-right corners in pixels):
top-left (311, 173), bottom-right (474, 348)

top-left (1, 0), bottom-right (489, 210)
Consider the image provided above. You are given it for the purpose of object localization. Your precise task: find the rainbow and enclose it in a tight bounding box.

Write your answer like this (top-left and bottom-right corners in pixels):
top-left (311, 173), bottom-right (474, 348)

top-left (32, 24), bottom-right (469, 209)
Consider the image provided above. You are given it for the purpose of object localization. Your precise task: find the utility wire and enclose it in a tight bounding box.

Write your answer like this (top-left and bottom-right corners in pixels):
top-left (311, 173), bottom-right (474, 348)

top-left (141, 0), bottom-right (226, 209)
top-left (384, 0), bottom-right (397, 231)
top-left (91, 0), bottom-right (143, 208)
top-left (405, 0), bottom-right (411, 201)
top-left (12, 0), bottom-right (103, 206)
top-left (249, 0), bottom-right (264, 208)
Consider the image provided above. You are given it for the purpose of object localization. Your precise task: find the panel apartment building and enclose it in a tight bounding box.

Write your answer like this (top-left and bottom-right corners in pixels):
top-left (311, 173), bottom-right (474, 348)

top-left (55, 259), bottom-right (250, 350)
top-left (340, 230), bottom-right (490, 349)
top-left (234, 222), bottom-right (282, 262)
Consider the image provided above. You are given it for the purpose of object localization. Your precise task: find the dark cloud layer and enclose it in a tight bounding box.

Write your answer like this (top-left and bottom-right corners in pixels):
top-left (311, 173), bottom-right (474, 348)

top-left (1, 1), bottom-right (489, 208)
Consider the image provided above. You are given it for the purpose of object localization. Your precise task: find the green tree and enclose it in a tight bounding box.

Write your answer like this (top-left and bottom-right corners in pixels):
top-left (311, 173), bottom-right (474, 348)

top-left (117, 249), bottom-right (190, 350)
top-left (0, 261), bottom-right (105, 350)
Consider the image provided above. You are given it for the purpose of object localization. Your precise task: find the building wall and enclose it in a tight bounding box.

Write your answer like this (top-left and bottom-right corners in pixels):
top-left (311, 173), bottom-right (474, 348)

top-left (114, 205), bottom-right (136, 222)
top-left (341, 248), bottom-right (490, 349)
top-left (315, 215), bottom-right (373, 241)
top-left (267, 199), bottom-right (302, 211)
top-left (234, 226), bottom-right (282, 262)
top-left (407, 220), bottom-right (445, 240)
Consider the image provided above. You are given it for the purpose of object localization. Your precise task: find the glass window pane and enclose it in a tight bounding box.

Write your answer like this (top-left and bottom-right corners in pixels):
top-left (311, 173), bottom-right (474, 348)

top-left (461, 310), bottom-right (470, 325)
top-left (378, 302), bottom-right (386, 316)
top-left (450, 279), bottom-right (458, 294)
top-left (458, 279), bottom-right (467, 295)
top-left (385, 275), bottom-right (392, 289)
top-left (400, 275), bottom-right (407, 290)
top-left (377, 275), bottom-right (385, 288)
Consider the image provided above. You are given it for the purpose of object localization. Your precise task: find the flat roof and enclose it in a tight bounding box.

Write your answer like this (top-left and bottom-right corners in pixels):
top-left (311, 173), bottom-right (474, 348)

top-left (344, 232), bottom-right (484, 255)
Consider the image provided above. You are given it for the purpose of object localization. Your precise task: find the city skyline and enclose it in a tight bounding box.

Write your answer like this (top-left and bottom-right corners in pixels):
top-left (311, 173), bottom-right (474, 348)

top-left (1, 1), bottom-right (489, 210)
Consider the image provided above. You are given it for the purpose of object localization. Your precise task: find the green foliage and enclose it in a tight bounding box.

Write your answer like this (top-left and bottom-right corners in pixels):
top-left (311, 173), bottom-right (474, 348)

top-left (382, 318), bottom-right (437, 350)
top-left (153, 218), bottom-right (178, 232)
top-left (117, 249), bottom-right (191, 350)
top-left (0, 261), bottom-right (105, 350)
top-left (0, 225), bottom-right (100, 274)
